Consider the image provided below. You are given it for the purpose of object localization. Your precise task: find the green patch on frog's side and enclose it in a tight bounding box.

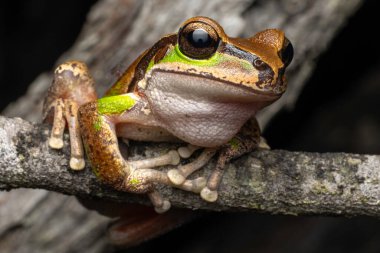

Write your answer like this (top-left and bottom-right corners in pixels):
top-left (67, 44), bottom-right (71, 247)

top-left (97, 95), bottom-right (136, 115)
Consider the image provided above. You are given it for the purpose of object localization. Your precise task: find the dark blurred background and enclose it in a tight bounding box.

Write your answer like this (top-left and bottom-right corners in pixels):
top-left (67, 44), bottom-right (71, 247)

top-left (1, 0), bottom-right (380, 252)
top-left (0, 0), bottom-right (96, 110)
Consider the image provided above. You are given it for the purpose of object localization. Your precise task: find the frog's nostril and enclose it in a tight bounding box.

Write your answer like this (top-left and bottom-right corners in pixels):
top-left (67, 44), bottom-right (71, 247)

top-left (253, 59), bottom-right (269, 70)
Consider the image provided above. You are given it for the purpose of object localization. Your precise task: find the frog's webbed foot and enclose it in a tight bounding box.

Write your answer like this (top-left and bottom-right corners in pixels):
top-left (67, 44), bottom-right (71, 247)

top-left (43, 61), bottom-right (97, 170)
top-left (128, 153), bottom-right (208, 195)
top-left (125, 167), bottom-right (206, 213)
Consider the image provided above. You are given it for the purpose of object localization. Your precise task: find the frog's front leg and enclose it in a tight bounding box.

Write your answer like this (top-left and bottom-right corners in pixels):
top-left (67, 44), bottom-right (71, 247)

top-left (43, 61), bottom-right (97, 170)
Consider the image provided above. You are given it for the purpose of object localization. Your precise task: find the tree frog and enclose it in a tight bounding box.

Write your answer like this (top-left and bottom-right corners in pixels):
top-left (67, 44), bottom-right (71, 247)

top-left (43, 16), bottom-right (293, 213)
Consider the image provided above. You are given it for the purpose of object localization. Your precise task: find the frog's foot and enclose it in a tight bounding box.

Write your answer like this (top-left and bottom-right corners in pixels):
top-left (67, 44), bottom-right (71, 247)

top-left (43, 61), bottom-right (97, 170)
top-left (167, 148), bottom-right (217, 186)
top-left (127, 145), bottom-right (209, 192)
top-left (45, 97), bottom-right (85, 170)
top-left (148, 177), bottom-right (206, 213)
top-left (127, 168), bottom-right (206, 213)
top-left (130, 168), bottom-right (207, 194)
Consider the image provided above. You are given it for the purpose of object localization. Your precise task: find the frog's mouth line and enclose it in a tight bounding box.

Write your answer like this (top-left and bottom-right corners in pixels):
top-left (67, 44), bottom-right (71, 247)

top-left (146, 69), bottom-right (282, 103)
top-left (148, 69), bottom-right (283, 101)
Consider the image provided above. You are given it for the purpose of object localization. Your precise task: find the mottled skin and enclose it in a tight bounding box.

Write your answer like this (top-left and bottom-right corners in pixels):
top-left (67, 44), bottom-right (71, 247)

top-left (43, 17), bottom-right (292, 213)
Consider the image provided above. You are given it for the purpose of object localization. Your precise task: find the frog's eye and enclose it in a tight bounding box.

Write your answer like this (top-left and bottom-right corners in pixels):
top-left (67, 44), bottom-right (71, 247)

top-left (178, 21), bottom-right (220, 59)
top-left (280, 38), bottom-right (293, 67)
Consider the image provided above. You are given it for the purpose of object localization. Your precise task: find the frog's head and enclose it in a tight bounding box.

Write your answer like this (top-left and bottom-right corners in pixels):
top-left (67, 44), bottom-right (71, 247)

top-left (143, 16), bottom-right (293, 105)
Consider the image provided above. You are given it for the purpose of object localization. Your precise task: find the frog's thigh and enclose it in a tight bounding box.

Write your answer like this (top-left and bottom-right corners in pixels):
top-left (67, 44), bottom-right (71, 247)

top-left (201, 117), bottom-right (262, 202)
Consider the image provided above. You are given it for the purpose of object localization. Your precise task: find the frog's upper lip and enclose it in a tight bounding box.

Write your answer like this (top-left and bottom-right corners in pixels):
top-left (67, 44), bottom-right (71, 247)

top-left (147, 69), bottom-right (283, 103)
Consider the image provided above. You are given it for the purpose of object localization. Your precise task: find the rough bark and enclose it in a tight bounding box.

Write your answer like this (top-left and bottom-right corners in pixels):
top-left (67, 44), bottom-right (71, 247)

top-left (0, 0), bottom-right (365, 252)
top-left (2, 115), bottom-right (380, 216)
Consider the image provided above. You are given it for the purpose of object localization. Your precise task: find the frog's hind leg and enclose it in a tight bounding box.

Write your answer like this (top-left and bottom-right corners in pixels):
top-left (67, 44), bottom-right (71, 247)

top-left (201, 117), bottom-right (262, 202)
top-left (43, 61), bottom-right (97, 170)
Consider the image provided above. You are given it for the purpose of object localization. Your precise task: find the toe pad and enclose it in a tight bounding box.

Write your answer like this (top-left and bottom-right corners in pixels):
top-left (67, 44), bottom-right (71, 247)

top-left (154, 200), bottom-right (171, 214)
top-left (167, 169), bottom-right (186, 185)
top-left (200, 187), bottom-right (218, 202)
top-left (49, 137), bottom-right (64, 149)
top-left (70, 157), bottom-right (85, 170)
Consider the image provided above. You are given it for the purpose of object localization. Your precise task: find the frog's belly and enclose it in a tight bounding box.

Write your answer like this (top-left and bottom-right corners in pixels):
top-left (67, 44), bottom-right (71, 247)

top-left (153, 102), bottom-right (254, 147)
top-left (145, 71), bottom-right (260, 147)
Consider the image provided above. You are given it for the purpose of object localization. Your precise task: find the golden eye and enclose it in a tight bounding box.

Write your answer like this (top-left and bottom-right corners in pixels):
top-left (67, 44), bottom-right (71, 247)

top-left (178, 21), bottom-right (220, 59)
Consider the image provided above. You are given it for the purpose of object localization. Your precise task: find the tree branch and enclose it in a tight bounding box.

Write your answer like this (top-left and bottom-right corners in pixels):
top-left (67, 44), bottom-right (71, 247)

top-left (2, 115), bottom-right (380, 216)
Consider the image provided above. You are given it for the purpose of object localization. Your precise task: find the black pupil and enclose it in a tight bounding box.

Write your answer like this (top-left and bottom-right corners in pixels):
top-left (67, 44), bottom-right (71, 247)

top-left (188, 28), bottom-right (211, 48)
